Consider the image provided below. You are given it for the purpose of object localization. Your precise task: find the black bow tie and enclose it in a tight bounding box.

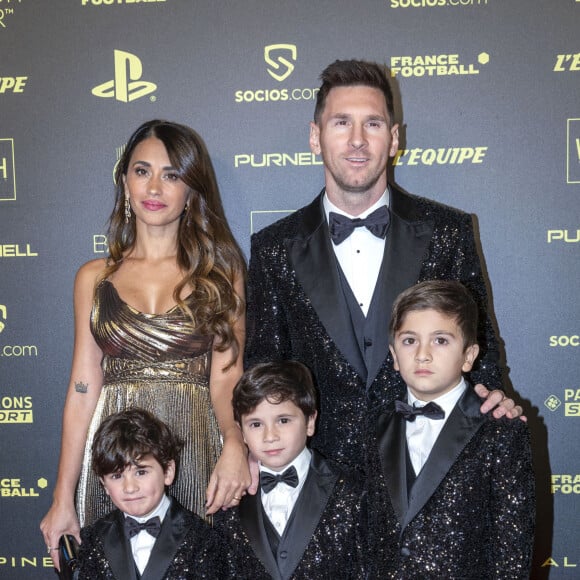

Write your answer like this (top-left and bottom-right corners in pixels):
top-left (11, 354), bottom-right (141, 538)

top-left (260, 466), bottom-right (299, 493)
top-left (329, 205), bottom-right (390, 245)
top-left (395, 400), bottom-right (445, 422)
top-left (124, 516), bottom-right (161, 539)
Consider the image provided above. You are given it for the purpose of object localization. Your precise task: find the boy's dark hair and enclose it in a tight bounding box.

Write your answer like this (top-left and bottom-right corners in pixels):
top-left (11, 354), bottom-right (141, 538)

top-left (91, 408), bottom-right (184, 478)
top-left (314, 59), bottom-right (395, 126)
top-left (389, 280), bottom-right (478, 349)
top-left (232, 361), bottom-right (317, 423)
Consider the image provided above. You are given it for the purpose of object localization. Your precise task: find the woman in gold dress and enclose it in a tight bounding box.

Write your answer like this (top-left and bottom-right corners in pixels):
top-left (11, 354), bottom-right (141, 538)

top-left (40, 120), bottom-right (249, 569)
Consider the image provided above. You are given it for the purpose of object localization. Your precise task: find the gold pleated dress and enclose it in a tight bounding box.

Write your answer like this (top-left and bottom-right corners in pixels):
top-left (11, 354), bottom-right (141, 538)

top-left (76, 279), bottom-right (221, 526)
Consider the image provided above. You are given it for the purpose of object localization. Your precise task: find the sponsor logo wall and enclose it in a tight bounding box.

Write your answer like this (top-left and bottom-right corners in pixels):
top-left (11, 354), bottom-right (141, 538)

top-left (1, 1), bottom-right (578, 577)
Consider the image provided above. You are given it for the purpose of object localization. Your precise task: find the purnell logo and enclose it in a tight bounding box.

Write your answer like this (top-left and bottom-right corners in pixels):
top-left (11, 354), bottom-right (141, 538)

top-left (92, 50), bottom-right (156, 103)
top-left (264, 44), bottom-right (297, 82)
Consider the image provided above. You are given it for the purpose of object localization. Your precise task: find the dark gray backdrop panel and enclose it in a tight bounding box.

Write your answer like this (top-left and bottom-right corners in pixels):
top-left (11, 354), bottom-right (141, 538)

top-left (1, 1), bottom-right (578, 577)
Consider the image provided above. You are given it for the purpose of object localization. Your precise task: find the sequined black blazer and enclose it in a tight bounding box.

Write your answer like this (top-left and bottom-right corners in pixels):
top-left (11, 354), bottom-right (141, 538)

top-left (215, 450), bottom-right (367, 580)
top-left (246, 185), bottom-right (502, 471)
top-left (366, 385), bottom-right (535, 579)
top-left (77, 497), bottom-right (236, 580)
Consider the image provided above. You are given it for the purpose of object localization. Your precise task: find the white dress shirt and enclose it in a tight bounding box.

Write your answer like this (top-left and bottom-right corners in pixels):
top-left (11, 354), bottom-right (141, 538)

top-left (260, 447), bottom-right (311, 535)
top-left (126, 493), bottom-right (170, 574)
top-left (406, 379), bottom-right (467, 475)
top-left (324, 191), bottom-right (388, 316)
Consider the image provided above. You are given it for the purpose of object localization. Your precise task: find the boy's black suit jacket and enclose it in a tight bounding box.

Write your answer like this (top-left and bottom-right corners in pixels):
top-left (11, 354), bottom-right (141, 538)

top-left (78, 496), bottom-right (234, 580)
top-left (367, 385), bottom-right (535, 579)
top-left (216, 449), bottom-right (367, 580)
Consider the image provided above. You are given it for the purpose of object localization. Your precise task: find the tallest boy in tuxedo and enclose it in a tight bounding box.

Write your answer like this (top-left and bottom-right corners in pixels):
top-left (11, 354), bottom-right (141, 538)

top-left (245, 59), bottom-right (521, 473)
top-left (366, 280), bottom-right (535, 578)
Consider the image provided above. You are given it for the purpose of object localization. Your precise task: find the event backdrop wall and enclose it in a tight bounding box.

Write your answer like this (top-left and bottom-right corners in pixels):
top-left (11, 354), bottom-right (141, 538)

top-left (1, 1), bottom-right (578, 578)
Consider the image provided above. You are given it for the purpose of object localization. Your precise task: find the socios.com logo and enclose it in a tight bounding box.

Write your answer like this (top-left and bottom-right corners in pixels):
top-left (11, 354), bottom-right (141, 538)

top-left (234, 44), bottom-right (318, 104)
top-left (264, 44), bottom-right (297, 82)
top-left (92, 50), bottom-right (157, 103)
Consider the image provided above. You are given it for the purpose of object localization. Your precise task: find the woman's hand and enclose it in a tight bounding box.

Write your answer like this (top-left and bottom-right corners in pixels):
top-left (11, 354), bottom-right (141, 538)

top-left (40, 500), bottom-right (80, 571)
top-left (205, 435), bottom-right (251, 514)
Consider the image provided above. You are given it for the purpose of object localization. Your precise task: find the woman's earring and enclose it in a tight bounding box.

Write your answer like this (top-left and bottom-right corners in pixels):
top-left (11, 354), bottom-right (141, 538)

top-left (125, 197), bottom-right (131, 224)
top-left (184, 201), bottom-right (190, 226)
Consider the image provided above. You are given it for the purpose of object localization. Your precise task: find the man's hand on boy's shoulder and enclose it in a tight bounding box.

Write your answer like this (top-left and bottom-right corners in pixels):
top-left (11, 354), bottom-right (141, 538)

top-left (474, 384), bottom-right (526, 421)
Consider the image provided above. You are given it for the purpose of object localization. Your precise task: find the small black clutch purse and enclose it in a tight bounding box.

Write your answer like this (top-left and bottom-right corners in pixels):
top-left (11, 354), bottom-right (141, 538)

top-left (58, 534), bottom-right (80, 580)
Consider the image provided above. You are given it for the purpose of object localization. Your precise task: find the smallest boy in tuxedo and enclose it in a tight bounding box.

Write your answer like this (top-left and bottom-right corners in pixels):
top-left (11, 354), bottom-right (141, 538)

top-left (367, 280), bottom-right (535, 579)
top-left (216, 360), bottom-right (367, 580)
top-left (77, 408), bottom-right (233, 580)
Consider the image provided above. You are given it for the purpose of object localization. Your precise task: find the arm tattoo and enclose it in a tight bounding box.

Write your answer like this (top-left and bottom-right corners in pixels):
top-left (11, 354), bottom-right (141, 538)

top-left (75, 381), bottom-right (89, 394)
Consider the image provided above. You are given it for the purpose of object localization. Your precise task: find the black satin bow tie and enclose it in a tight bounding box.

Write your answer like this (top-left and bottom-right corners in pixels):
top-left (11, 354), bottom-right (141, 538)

top-left (260, 466), bottom-right (299, 493)
top-left (124, 516), bottom-right (161, 539)
top-left (329, 205), bottom-right (390, 245)
top-left (395, 400), bottom-right (445, 422)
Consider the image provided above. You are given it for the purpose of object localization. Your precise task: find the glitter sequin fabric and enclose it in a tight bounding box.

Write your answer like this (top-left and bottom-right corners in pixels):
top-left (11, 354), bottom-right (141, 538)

top-left (77, 497), bottom-right (238, 579)
top-left (246, 187), bottom-right (503, 472)
top-left (366, 386), bottom-right (535, 579)
top-left (76, 280), bottom-right (221, 526)
top-left (215, 451), bottom-right (367, 579)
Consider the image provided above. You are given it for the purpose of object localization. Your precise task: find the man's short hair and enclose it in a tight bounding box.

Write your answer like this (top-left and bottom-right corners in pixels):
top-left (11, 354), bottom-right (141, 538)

top-left (91, 408), bottom-right (183, 478)
top-left (232, 361), bottom-right (317, 423)
top-left (314, 59), bottom-right (395, 126)
top-left (389, 280), bottom-right (479, 348)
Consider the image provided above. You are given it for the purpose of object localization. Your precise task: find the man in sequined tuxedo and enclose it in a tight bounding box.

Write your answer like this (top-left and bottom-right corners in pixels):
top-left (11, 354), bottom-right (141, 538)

top-left (366, 281), bottom-right (534, 578)
top-left (245, 59), bottom-right (519, 474)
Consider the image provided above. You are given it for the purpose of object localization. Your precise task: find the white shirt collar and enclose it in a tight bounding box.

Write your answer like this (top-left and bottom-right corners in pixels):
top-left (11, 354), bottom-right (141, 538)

top-left (408, 377), bottom-right (467, 417)
top-left (323, 189), bottom-right (389, 221)
top-left (259, 446), bottom-right (311, 483)
top-left (125, 493), bottom-right (171, 524)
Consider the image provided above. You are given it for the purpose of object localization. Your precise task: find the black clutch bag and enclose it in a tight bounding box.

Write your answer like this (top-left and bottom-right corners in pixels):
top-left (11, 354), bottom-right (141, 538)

top-left (58, 534), bottom-right (80, 580)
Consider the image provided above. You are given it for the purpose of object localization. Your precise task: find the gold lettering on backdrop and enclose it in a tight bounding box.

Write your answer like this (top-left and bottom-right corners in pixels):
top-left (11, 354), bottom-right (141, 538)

top-left (553, 53), bottom-right (580, 72)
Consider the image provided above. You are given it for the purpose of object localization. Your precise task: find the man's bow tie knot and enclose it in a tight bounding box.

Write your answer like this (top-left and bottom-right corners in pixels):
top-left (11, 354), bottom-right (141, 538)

top-left (329, 205), bottom-right (390, 245)
top-left (395, 400), bottom-right (445, 422)
top-left (124, 516), bottom-right (161, 539)
top-left (260, 465), bottom-right (299, 493)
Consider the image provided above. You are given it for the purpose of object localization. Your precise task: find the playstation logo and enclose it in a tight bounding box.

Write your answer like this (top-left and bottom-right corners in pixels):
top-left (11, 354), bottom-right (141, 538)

top-left (92, 50), bottom-right (156, 103)
top-left (264, 44), bottom-right (297, 82)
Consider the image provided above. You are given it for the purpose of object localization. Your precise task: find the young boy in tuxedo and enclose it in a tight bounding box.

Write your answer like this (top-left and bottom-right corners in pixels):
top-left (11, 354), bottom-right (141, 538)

top-left (367, 280), bottom-right (535, 579)
top-left (77, 408), bottom-right (234, 580)
top-left (216, 360), bottom-right (367, 580)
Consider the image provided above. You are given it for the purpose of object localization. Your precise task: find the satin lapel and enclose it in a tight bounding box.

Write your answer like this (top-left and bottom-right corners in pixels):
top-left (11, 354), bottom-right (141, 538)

top-left (404, 387), bottom-right (486, 529)
top-left (377, 408), bottom-right (408, 525)
top-left (102, 512), bottom-right (138, 580)
top-left (278, 451), bottom-right (339, 580)
top-left (379, 204), bottom-right (434, 330)
top-left (366, 194), bottom-right (434, 386)
top-left (239, 491), bottom-right (281, 580)
top-left (285, 194), bottom-right (366, 379)
top-left (141, 499), bottom-right (190, 580)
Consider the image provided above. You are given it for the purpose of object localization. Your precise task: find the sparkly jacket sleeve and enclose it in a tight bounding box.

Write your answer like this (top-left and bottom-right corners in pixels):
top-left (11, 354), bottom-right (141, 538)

top-left (245, 230), bottom-right (292, 366)
top-left (486, 420), bottom-right (535, 577)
